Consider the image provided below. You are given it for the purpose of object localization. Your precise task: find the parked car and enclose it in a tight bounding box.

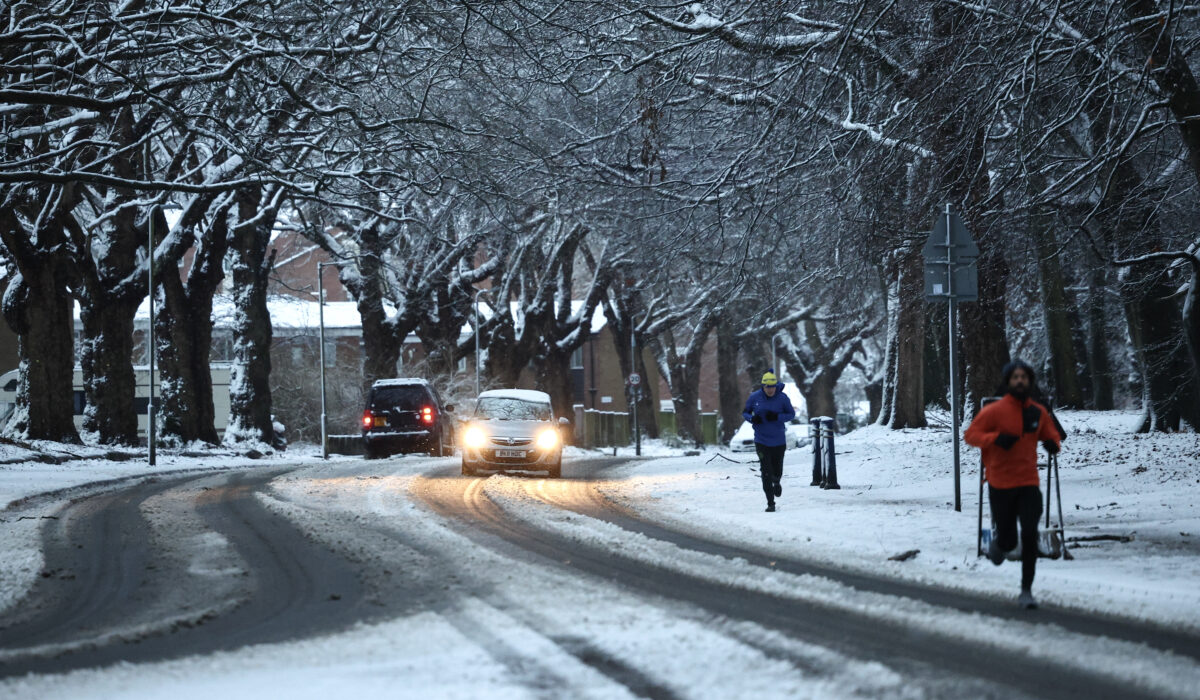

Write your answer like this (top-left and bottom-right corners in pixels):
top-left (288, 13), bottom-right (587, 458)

top-left (728, 418), bottom-right (810, 452)
top-left (460, 389), bottom-right (568, 478)
top-left (361, 378), bottom-right (455, 459)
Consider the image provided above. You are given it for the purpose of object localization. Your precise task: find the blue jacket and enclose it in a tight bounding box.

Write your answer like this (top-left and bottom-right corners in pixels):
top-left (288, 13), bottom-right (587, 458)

top-left (742, 385), bottom-right (797, 447)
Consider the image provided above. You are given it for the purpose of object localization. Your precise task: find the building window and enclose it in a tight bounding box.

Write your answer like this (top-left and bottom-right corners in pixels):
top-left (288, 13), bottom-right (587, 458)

top-left (210, 334), bottom-right (234, 362)
top-left (571, 346), bottom-right (584, 370)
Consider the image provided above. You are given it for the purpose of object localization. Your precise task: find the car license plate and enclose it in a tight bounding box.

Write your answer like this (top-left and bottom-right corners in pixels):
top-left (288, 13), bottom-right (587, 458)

top-left (373, 417), bottom-right (387, 427)
top-left (495, 449), bottom-right (526, 458)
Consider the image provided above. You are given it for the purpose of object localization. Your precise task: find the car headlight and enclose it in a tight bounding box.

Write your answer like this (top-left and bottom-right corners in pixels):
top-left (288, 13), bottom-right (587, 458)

top-left (464, 426), bottom-right (487, 449)
top-left (536, 428), bottom-right (559, 450)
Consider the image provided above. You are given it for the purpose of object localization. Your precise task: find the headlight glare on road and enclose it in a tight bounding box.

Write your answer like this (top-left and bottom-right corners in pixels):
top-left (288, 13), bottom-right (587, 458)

top-left (536, 428), bottom-right (559, 450)
top-left (464, 426), bottom-right (487, 449)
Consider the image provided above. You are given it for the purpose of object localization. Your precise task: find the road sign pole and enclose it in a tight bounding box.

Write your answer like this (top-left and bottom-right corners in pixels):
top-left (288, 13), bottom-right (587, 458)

top-left (318, 262), bottom-right (329, 460)
top-left (924, 205), bottom-right (977, 512)
top-left (148, 209), bottom-right (156, 467)
top-left (946, 203), bottom-right (962, 512)
top-left (631, 332), bottom-right (641, 456)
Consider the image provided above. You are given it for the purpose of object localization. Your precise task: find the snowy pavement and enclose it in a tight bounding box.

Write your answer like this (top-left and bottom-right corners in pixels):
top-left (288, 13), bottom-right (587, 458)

top-left (600, 411), bottom-right (1200, 631)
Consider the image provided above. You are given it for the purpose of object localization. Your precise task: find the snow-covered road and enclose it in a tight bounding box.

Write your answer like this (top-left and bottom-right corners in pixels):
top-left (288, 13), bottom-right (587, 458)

top-left (0, 454), bottom-right (1197, 699)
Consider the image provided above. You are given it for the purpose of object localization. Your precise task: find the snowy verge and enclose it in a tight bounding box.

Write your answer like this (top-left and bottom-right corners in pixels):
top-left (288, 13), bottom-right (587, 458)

top-left (480, 474), bottom-right (1200, 698)
top-left (564, 438), bottom-right (721, 459)
top-left (599, 410), bottom-right (1200, 632)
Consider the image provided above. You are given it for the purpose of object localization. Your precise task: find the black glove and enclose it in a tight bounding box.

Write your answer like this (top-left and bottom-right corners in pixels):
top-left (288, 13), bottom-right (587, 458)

top-left (1042, 440), bottom-right (1060, 455)
top-left (751, 414), bottom-right (763, 425)
top-left (995, 433), bottom-right (1019, 450)
top-left (764, 410), bottom-right (778, 422)
top-left (1022, 405), bottom-right (1041, 434)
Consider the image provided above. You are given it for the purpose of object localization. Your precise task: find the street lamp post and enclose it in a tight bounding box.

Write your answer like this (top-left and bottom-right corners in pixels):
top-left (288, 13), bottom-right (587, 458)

top-left (147, 202), bottom-right (181, 467)
top-left (317, 262), bottom-right (334, 459)
top-left (631, 330), bottom-right (641, 457)
top-left (474, 288), bottom-right (485, 397)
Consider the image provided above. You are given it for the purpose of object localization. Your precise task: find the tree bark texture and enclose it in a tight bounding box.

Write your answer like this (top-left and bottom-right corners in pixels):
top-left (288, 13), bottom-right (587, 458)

top-left (1, 268), bottom-right (80, 443)
top-left (880, 248), bottom-right (927, 429)
top-left (1034, 219), bottom-right (1084, 408)
top-left (716, 317), bottom-right (744, 443)
top-left (224, 189), bottom-right (280, 447)
top-left (155, 220), bottom-right (227, 445)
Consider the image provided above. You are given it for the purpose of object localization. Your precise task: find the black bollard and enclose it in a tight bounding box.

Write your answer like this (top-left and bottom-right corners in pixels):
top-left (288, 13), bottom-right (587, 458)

top-left (821, 416), bottom-right (840, 490)
top-left (810, 417), bottom-right (823, 486)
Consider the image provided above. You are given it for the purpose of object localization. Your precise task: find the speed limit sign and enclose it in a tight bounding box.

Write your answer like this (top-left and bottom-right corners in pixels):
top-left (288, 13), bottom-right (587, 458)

top-left (628, 373), bottom-right (641, 386)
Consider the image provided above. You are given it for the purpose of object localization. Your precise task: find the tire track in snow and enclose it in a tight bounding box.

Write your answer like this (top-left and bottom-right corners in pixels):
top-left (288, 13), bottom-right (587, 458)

top-left (552, 459), bottom-right (1200, 663)
top-left (0, 468), bottom-right (372, 678)
top-left (412, 464), bottom-right (1192, 699)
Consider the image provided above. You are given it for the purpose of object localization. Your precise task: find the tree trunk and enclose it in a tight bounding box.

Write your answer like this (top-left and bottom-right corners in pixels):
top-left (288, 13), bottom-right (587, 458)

top-left (716, 317), bottom-right (743, 443)
top-left (668, 361), bottom-right (703, 445)
top-left (78, 299), bottom-right (140, 444)
top-left (654, 312), bottom-right (717, 445)
top-left (1034, 220), bottom-right (1084, 408)
top-left (604, 310), bottom-right (658, 438)
top-left (802, 371), bottom-right (837, 420)
top-left (345, 269), bottom-right (403, 391)
top-left (482, 320), bottom-right (528, 389)
top-left (1086, 264), bottom-right (1115, 410)
top-left (632, 344), bottom-right (659, 439)
top-left (156, 262), bottom-right (220, 445)
top-left (882, 249), bottom-right (927, 428)
top-left (957, 234), bottom-right (1011, 416)
top-left (224, 190), bottom-right (280, 447)
top-left (155, 209), bottom-right (229, 446)
top-left (1184, 263), bottom-right (1200, 397)
top-left (864, 378), bottom-right (883, 424)
top-left (1, 269), bottom-right (80, 443)
top-left (534, 349), bottom-right (575, 425)
top-left (1123, 272), bottom-right (1200, 432)
top-left (742, 340), bottom-right (770, 388)
top-left (923, 307), bottom-right (949, 409)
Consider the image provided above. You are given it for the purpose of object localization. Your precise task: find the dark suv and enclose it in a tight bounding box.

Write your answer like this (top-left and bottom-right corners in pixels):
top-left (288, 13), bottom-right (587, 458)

top-left (361, 379), bottom-right (455, 459)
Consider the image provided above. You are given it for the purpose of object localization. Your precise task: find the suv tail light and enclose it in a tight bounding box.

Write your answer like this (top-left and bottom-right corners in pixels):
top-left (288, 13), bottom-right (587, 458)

top-left (421, 406), bottom-right (434, 424)
top-left (362, 410), bottom-right (373, 428)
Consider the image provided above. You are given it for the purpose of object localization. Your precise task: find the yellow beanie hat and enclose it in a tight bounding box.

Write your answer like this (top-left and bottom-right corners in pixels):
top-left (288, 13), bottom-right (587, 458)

top-left (761, 371), bottom-right (778, 386)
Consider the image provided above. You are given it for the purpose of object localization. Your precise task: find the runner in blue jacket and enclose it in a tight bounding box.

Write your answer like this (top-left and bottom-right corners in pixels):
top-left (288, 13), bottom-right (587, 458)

top-left (743, 370), bottom-right (796, 512)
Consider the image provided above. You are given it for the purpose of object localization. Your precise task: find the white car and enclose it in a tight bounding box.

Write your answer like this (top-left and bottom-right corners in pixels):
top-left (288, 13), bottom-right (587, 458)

top-left (460, 389), bottom-right (569, 478)
top-left (729, 419), bottom-right (811, 452)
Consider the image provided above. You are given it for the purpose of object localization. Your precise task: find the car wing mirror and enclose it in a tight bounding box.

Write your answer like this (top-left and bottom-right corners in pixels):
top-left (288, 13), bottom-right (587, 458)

top-left (444, 404), bottom-right (455, 413)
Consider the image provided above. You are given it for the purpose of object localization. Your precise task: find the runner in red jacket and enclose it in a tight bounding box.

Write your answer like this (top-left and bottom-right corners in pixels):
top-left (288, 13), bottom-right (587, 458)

top-left (964, 360), bottom-right (1062, 609)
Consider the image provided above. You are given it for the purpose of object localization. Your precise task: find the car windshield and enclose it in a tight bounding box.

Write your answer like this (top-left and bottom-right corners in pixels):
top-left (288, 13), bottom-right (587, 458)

top-left (475, 397), bottom-right (552, 421)
top-left (371, 386), bottom-right (430, 410)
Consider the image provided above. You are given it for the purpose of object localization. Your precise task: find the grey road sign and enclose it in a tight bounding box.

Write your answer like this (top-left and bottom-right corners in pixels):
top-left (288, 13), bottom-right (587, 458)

top-left (923, 208), bottom-right (980, 301)
top-left (924, 263), bottom-right (979, 301)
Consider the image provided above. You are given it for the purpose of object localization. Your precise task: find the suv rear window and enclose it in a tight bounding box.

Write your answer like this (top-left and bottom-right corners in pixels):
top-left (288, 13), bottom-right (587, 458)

top-left (370, 386), bottom-right (431, 410)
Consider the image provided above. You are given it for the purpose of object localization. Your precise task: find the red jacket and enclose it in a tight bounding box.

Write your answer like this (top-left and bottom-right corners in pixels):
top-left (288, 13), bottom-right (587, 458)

top-left (963, 394), bottom-right (1061, 489)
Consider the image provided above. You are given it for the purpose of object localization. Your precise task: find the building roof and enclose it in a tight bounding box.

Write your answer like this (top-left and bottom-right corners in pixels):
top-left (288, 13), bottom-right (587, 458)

top-left (75, 296), bottom-right (608, 336)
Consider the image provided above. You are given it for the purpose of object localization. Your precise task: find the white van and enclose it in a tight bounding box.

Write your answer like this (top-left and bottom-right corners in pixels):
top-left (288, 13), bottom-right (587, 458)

top-left (0, 365), bottom-right (232, 440)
